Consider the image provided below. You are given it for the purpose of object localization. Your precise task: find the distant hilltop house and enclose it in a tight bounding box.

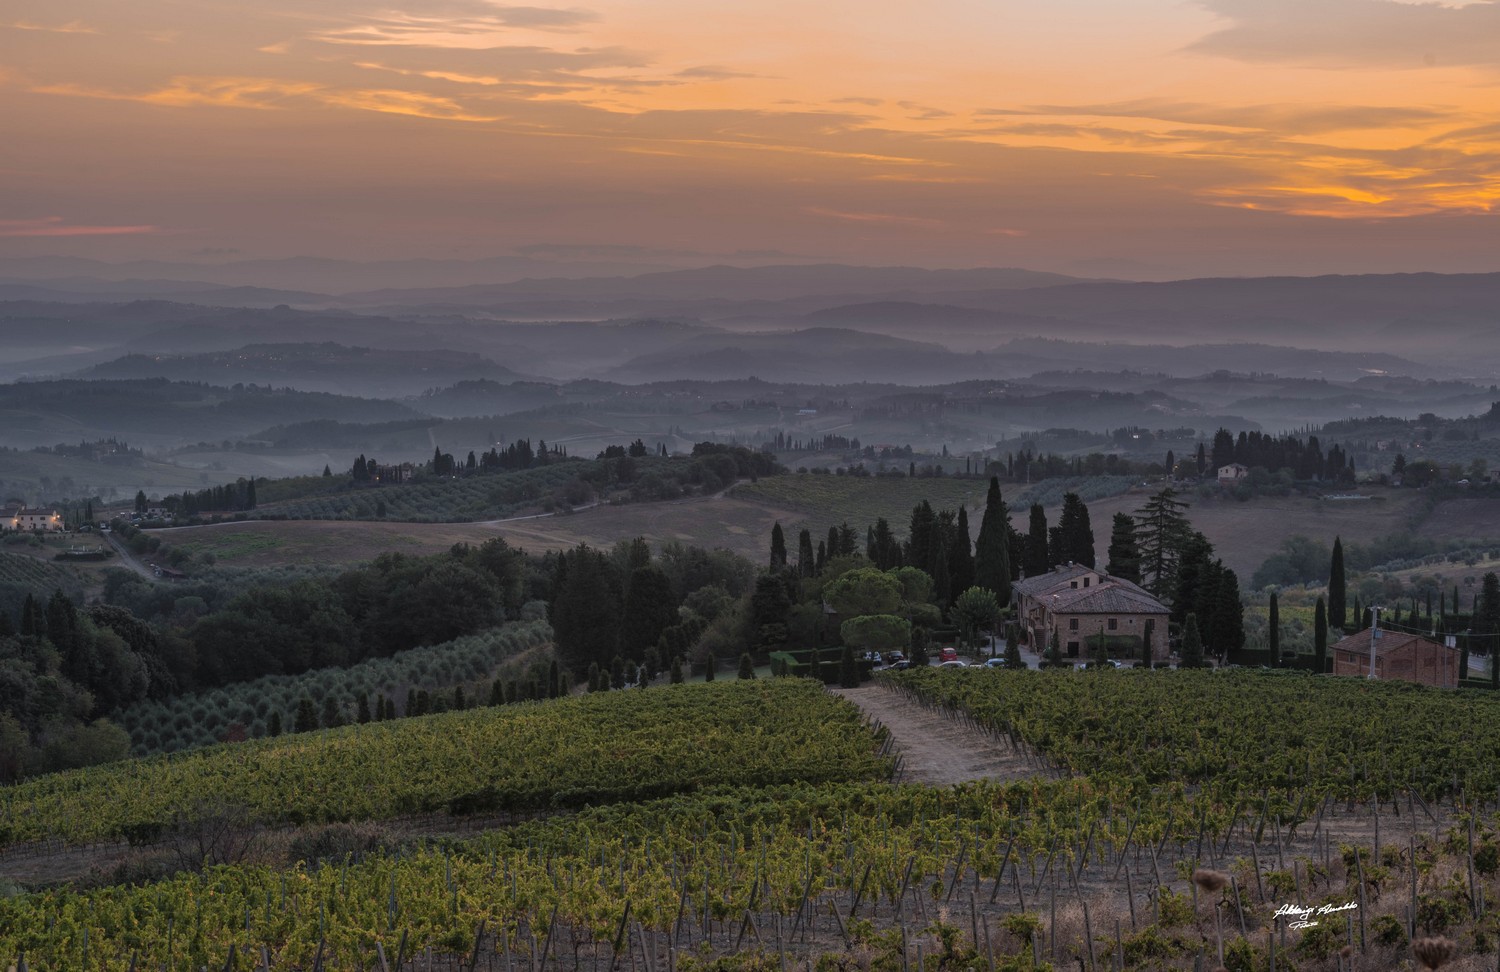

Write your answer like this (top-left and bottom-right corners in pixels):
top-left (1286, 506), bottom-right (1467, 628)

top-left (1013, 563), bottom-right (1170, 662)
top-left (1330, 629), bottom-right (1460, 688)
top-left (1217, 462), bottom-right (1250, 485)
top-left (2, 503), bottom-right (64, 532)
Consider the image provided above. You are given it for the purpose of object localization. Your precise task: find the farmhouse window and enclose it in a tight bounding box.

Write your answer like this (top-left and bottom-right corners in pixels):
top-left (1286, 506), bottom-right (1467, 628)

top-left (1069, 618), bottom-right (1079, 631)
top-left (1107, 618), bottom-right (1118, 631)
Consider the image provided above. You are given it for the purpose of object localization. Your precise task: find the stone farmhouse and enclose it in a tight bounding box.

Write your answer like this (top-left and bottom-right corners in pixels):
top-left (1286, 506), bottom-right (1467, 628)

top-left (2, 503), bottom-right (64, 532)
top-left (1013, 563), bottom-right (1170, 662)
top-left (1217, 463), bottom-right (1249, 484)
top-left (1329, 629), bottom-right (1460, 687)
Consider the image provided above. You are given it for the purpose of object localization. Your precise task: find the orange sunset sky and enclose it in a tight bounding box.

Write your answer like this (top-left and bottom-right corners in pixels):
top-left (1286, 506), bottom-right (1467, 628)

top-left (1, 0), bottom-right (1497, 278)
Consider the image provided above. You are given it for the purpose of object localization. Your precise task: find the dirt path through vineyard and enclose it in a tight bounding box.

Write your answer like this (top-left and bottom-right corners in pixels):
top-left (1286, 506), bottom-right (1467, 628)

top-left (834, 684), bottom-right (1044, 786)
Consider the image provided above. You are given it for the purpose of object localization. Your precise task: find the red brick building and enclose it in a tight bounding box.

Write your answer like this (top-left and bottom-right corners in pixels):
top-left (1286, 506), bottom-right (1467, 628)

top-left (1329, 630), bottom-right (1460, 687)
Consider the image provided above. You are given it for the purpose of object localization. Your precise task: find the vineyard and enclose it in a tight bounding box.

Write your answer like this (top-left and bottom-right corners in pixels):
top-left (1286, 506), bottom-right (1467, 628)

top-left (0, 680), bottom-right (891, 848)
top-left (113, 621), bottom-right (555, 755)
top-left (885, 667), bottom-right (1500, 803)
top-left (9, 671), bottom-right (1500, 969)
top-left (0, 550), bottom-right (90, 616)
top-left (4, 774), bottom-right (1499, 970)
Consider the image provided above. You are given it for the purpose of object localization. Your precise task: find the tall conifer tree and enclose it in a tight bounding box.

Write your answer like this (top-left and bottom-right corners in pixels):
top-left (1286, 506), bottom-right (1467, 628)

top-left (1024, 504), bottom-right (1050, 576)
top-left (973, 478), bottom-right (1012, 603)
top-left (1329, 536), bottom-right (1347, 630)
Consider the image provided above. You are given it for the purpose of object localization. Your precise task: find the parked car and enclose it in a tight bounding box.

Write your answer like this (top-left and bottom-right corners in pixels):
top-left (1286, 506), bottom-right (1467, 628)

top-left (888, 660), bottom-right (913, 671)
top-left (883, 651), bottom-right (905, 664)
top-left (939, 647), bottom-right (959, 663)
top-left (984, 657), bottom-right (1008, 669)
top-left (938, 660), bottom-right (967, 669)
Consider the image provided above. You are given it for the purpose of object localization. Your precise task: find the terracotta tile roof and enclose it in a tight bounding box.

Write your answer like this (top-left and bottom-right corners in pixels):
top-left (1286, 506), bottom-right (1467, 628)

top-left (1047, 585), bottom-right (1169, 615)
top-left (1017, 564), bottom-right (1169, 615)
top-left (1329, 630), bottom-right (1452, 658)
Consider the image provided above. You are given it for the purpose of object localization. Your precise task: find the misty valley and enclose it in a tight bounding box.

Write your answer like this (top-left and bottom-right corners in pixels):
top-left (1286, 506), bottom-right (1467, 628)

top-left (5, 264), bottom-right (1500, 971)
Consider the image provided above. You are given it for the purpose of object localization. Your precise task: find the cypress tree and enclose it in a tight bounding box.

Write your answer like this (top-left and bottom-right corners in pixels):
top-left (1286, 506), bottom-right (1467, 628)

top-left (384, 698), bottom-right (396, 720)
top-left (356, 694), bottom-right (371, 724)
top-left (489, 680), bottom-right (503, 706)
top-left (906, 501), bottom-right (937, 574)
top-left (19, 593), bottom-right (43, 639)
top-left (1267, 592), bottom-right (1280, 666)
top-left (416, 689), bottom-right (430, 715)
top-left (587, 661), bottom-right (601, 692)
top-left (1480, 572), bottom-right (1500, 638)
top-left (704, 651), bottom-right (717, 682)
top-left (1329, 536), bottom-right (1347, 630)
top-left (1314, 597), bottom-right (1328, 674)
top-left (1209, 566), bottom-right (1245, 659)
top-left (505, 681), bottom-right (519, 705)
top-left (1046, 628), bottom-right (1063, 668)
top-left (1180, 614), bottom-right (1204, 669)
top-left (932, 540), bottom-right (952, 609)
top-left (973, 477), bottom-right (1013, 604)
top-left (405, 688), bottom-right (417, 716)
top-left (620, 565), bottom-right (676, 660)
top-left (869, 518), bottom-right (901, 570)
top-left (267, 711), bottom-right (283, 736)
top-left (670, 656), bottom-right (685, 684)
top-left (839, 644), bottom-right (859, 688)
top-left (1105, 512), bottom-right (1141, 583)
top-left (453, 685), bottom-right (466, 710)
top-left (1057, 493), bottom-right (1095, 567)
top-left (1004, 634), bottom-right (1024, 669)
top-left (950, 505), bottom-right (975, 596)
top-left (548, 659), bottom-right (561, 698)
top-left (738, 653), bottom-right (756, 680)
top-left (1024, 504), bottom-right (1050, 576)
top-left (294, 697), bottom-right (318, 733)
top-left (770, 523), bottom-right (787, 570)
top-left (910, 627), bottom-right (931, 667)
top-left (797, 529), bottom-right (815, 577)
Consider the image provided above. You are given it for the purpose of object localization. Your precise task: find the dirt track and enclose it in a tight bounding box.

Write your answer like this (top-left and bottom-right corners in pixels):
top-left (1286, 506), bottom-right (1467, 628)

top-left (834, 684), bottom-right (1044, 786)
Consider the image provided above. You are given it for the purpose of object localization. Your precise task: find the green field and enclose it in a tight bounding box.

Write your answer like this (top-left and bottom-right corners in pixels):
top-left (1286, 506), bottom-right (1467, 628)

top-left (731, 474), bottom-right (993, 526)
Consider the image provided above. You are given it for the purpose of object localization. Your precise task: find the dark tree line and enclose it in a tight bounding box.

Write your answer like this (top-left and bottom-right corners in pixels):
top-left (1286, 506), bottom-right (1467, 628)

top-left (1205, 427), bottom-right (1356, 484)
top-left (140, 479), bottom-right (257, 516)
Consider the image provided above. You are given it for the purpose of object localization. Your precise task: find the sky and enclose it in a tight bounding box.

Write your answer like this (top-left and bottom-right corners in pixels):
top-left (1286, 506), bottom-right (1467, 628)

top-left (1, 0), bottom-right (1498, 279)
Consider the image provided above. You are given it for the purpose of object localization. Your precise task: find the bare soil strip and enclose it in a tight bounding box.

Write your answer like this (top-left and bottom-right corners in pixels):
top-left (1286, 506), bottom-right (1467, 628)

top-left (834, 683), bottom-right (1044, 786)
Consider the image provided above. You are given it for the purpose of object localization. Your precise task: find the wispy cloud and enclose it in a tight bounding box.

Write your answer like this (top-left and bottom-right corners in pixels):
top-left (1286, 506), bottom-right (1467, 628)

top-left (33, 76), bottom-right (324, 109)
top-left (806, 207), bottom-right (944, 228)
top-left (320, 87), bottom-right (504, 121)
top-left (0, 217), bottom-right (160, 237)
top-left (314, 5), bottom-right (597, 48)
top-left (3, 19), bottom-right (98, 34)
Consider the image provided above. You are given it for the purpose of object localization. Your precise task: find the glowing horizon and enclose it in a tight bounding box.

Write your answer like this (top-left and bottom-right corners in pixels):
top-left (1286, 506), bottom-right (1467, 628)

top-left (1, 0), bottom-right (1497, 278)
